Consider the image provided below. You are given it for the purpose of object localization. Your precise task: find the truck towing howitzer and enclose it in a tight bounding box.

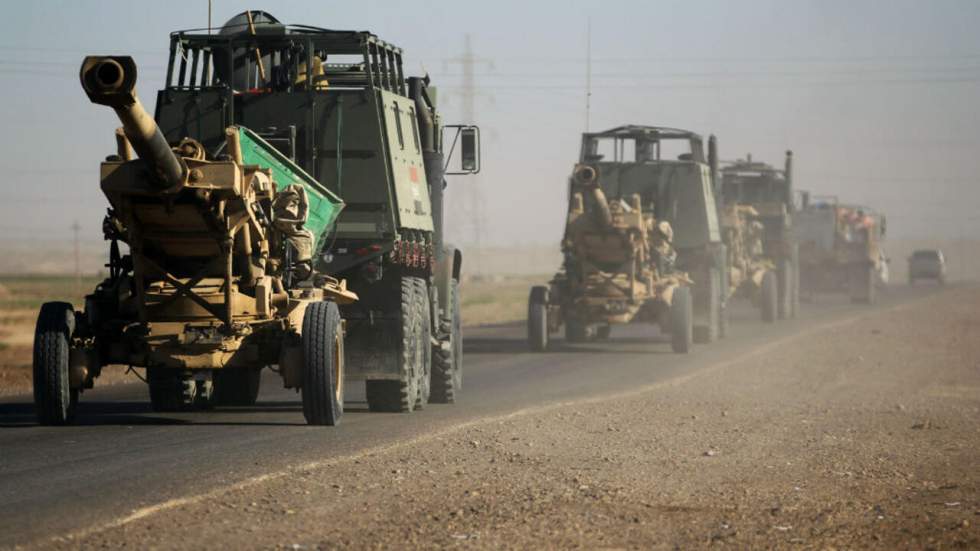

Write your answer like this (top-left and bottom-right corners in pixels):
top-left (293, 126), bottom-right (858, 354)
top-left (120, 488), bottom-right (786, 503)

top-left (527, 160), bottom-right (695, 354)
top-left (31, 55), bottom-right (357, 426)
top-left (719, 151), bottom-right (800, 322)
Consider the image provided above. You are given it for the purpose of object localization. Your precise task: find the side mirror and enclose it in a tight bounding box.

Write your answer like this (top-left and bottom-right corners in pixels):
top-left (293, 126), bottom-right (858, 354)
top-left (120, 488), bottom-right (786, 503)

top-left (461, 127), bottom-right (478, 172)
top-left (442, 125), bottom-right (481, 175)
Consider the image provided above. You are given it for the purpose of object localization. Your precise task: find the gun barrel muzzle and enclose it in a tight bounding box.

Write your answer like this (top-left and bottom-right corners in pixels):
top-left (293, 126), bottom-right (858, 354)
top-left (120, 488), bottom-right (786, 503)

top-left (80, 56), bottom-right (186, 189)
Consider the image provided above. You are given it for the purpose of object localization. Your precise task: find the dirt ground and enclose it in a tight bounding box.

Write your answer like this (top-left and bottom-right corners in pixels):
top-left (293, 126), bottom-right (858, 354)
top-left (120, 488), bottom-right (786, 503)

top-left (42, 285), bottom-right (980, 550)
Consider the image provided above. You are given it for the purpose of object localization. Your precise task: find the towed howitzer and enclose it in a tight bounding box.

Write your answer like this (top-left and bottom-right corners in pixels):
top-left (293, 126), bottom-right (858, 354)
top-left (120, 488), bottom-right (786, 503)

top-left (527, 161), bottom-right (694, 353)
top-left (30, 56), bottom-right (356, 426)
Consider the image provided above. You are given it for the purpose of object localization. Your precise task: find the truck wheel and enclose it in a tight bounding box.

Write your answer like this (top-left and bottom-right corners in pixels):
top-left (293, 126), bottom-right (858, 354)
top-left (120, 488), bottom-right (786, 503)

top-left (213, 367), bottom-right (262, 407)
top-left (565, 318), bottom-right (587, 343)
top-left (148, 369), bottom-right (198, 412)
top-left (414, 279), bottom-right (432, 409)
top-left (777, 259), bottom-right (793, 320)
top-left (33, 302), bottom-right (77, 425)
top-left (596, 324), bottom-right (611, 340)
top-left (719, 300), bottom-right (730, 338)
top-left (367, 277), bottom-right (422, 413)
top-left (790, 257), bottom-right (801, 319)
top-left (694, 268), bottom-right (720, 344)
top-left (301, 301), bottom-right (344, 426)
top-left (761, 271), bottom-right (778, 323)
top-left (670, 287), bottom-right (693, 353)
top-left (431, 279), bottom-right (462, 403)
top-left (527, 286), bottom-right (549, 352)
top-left (849, 264), bottom-right (876, 304)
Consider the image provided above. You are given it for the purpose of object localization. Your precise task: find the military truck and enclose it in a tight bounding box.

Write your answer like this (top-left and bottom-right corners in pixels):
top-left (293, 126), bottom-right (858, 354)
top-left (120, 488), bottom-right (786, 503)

top-left (528, 126), bottom-right (725, 349)
top-left (33, 12), bottom-right (480, 425)
top-left (719, 152), bottom-right (800, 320)
top-left (795, 193), bottom-right (886, 304)
top-left (152, 11), bottom-right (480, 413)
top-left (527, 163), bottom-right (694, 353)
top-left (32, 53), bottom-right (359, 426)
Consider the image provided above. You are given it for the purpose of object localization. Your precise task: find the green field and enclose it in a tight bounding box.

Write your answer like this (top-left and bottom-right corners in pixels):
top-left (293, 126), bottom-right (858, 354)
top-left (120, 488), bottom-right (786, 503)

top-left (0, 275), bottom-right (103, 311)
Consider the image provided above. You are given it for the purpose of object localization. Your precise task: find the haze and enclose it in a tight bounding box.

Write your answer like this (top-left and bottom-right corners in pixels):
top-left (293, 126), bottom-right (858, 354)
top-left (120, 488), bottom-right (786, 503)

top-left (1, 0), bottom-right (978, 253)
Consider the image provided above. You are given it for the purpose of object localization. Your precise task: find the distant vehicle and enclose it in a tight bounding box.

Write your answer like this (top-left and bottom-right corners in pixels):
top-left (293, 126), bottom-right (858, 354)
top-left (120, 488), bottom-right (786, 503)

top-left (908, 249), bottom-right (947, 285)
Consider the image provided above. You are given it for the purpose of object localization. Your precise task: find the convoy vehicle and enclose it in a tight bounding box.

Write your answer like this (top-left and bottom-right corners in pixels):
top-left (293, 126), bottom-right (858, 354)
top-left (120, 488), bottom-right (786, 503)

top-left (33, 11), bottom-right (479, 425)
top-left (720, 152), bottom-right (800, 320)
top-left (528, 125), bottom-right (725, 350)
top-left (908, 249), bottom-right (947, 285)
top-left (795, 193), bottom-right (887, 304)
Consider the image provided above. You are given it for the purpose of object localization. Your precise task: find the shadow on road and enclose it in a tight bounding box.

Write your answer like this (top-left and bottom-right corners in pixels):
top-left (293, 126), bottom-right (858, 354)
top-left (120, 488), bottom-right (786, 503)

top-left (0, 400), bottom-right (311, 428)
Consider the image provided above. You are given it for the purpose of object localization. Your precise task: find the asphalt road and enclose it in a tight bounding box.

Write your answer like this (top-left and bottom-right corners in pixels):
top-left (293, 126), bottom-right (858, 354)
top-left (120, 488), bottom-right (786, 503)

top-left (0, 284), bottom-right (944, 548)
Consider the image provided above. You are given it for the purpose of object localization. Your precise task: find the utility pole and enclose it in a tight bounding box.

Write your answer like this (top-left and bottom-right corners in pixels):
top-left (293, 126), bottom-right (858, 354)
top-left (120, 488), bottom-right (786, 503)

top-left (585, 17), bottom-right (592, 132)
top-left (71, 220), bottom-right (81, 294)
top-left (444, 34), bottom-right (493, 274)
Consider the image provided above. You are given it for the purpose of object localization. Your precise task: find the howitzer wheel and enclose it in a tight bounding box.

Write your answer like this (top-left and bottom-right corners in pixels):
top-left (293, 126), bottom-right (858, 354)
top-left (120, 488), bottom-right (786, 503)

top-left (565, 319), bottom-right (588, 343)
top-left (527, 286), bottom-right (549, 352)
top-left (33, 302), bottom-right (77, 425)
top-left (366, 277), bottom-right (424, 413)
top-left (670, 286), bottom-right (693, 354)
top-left (431, 279), bottom-right (462, 403)
top-left (301, 301), bottom-right (344, 426)
top-left (761, 270), bottom-right (778, 323)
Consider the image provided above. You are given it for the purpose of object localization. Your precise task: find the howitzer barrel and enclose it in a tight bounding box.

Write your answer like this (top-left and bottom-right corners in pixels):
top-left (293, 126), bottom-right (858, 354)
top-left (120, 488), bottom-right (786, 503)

top-left (80, 56), bottom-right (186, 189)
top-left (573, 164), bottom-right (613, 230)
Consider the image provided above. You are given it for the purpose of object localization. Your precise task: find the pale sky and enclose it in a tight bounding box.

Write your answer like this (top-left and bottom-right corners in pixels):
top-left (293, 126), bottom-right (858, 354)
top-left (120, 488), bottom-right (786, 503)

top-left (1, 0), bottom-right (979, 252)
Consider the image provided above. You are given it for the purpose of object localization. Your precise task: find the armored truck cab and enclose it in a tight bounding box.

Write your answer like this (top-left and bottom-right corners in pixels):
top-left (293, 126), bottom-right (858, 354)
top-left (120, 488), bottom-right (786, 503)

top-left (151, 12), bottom-right (479, 412)
top-left (577, 126), bottom-right (726, 342)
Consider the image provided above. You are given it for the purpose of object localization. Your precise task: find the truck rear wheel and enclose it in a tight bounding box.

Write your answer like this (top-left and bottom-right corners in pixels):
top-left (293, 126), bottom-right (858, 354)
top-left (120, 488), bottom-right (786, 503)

top-left (213, 367), bottom-right (262, 407)
top-left (777, 259), bottom-right (793, 320)
top-left (849, 264), bottom-right (876, 304)
top-left (431, 279), bottom-right (462, 403)
top-left (527, 286), bottom-right (549, 352)
top-left (565, 318), bottom-right (588, 343)
top-left (367, 277), bottom-right (423, 413)
top-left (414, 279), bottom-right (432, 409)
top-left (301, 301), bottom-right (344, 426)
top-left (33, 302), bottom-right (77, 425)
top-left (670, 286), bottom-right (693, 353)
top-left (148, 369), bottom-right (205, 412)
top-left (694, 268), bottom-right (720, 344)
top-left (761, 271), bottom-right (778, 323)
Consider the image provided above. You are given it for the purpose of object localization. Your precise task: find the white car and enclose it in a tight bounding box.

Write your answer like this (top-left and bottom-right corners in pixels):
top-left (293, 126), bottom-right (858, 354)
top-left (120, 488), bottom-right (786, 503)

top-left (908, 249), bottom-right (947, 285)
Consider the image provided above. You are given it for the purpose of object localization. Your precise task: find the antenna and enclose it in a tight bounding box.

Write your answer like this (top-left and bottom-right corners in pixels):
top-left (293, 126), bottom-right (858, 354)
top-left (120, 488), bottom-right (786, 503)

top-left (207, 0), bottom-right (212, 35)
top-left (585, 17), bottom-right (592, 132)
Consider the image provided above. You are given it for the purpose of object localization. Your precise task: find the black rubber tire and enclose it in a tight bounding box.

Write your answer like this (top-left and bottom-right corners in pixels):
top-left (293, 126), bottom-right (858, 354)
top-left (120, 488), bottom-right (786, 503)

top-left (565, 318), bottom-right (588, 343)
top-left (789, 259), bottom-right (801, 319)
top-left (366, 277), bottom-right (422, 413)
top-left (147, 369), bottom-right (198, 412)
top-left (777, 259), bottom-right (793, 320)
top-left (527, 286), bottom-right (549, 352)
top-left (414, 279), bottom-right (432, 409)
top-left (431, 280), bottom-right (462, 404)
top-left (301, 301), bottom-right (344, 426)
top-left (212, 368), bottom-right (262, 407)
top-left (595, 324), bottom-right (611, 340)
top-left (694, 268), bottom-right (720, 344)
top-left (33, 302), bottom-right (77, 425)
top-left (849, 264), bottom-right (877, 305)
top-left (718, 301), bottom-right (730, 339)
top-left (670, 286), bottom-right (693, 354)
top-left (761, 270), bottom-right (778, 323)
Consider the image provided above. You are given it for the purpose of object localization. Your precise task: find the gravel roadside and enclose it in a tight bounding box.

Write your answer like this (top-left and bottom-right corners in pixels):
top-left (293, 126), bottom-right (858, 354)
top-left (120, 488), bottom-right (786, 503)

top-left (46, 286), bottom-right (980, 550)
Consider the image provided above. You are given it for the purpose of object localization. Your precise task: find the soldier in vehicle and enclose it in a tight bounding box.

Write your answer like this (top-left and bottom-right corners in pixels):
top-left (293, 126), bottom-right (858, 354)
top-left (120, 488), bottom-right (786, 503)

top-left (650, 220), bottom-right (677, 276)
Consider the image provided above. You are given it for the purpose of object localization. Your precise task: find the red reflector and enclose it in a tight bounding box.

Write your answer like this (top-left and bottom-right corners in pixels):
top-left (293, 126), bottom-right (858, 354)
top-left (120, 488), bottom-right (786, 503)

top-left (370, 244), bottom-right (382, 252)
top-left (354, 248), bottom-right (369, 256)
